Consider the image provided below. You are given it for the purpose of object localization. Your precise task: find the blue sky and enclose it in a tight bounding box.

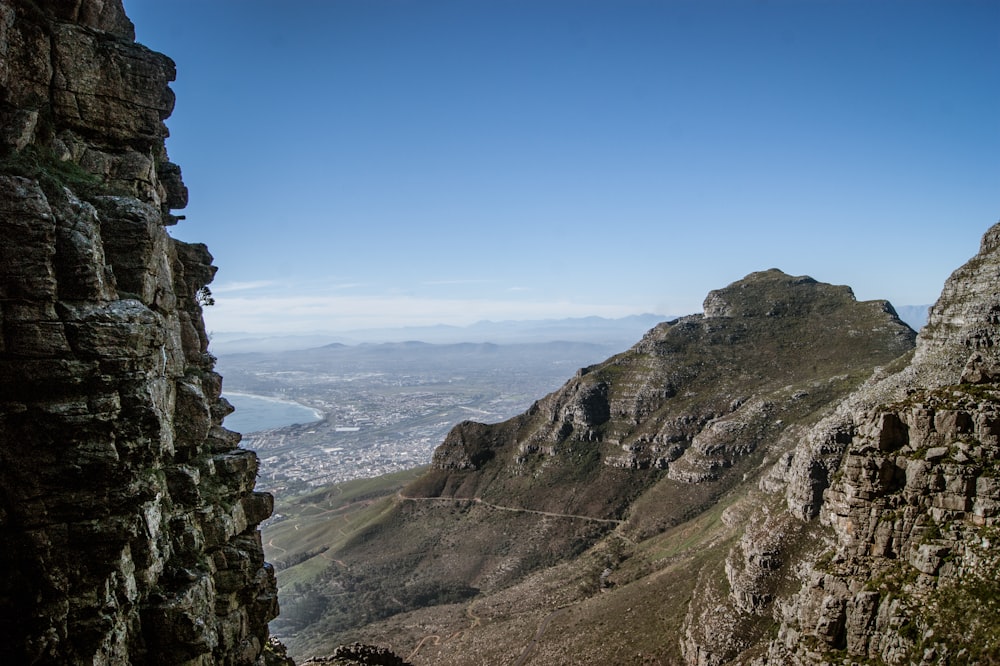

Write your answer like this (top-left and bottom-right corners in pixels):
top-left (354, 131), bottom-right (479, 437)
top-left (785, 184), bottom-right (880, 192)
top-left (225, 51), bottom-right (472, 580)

top-left (124, 0), bottom-right (999, 335)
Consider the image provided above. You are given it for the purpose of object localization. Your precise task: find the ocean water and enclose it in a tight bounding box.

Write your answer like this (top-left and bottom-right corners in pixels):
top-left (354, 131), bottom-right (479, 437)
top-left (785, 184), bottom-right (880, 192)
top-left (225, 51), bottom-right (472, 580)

top-left (222, 392), bottom-right (323, 434)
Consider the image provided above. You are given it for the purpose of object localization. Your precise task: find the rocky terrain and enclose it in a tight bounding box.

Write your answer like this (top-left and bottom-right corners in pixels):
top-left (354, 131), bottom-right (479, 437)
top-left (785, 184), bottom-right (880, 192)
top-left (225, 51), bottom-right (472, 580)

top-left (732, 222), bottom-right (1000, 666)
top-left (0, 1), bottom-right (278, 663)
top-left (270, 225), bottom-right (999, 666)
top-left (3, 2), bottom-right (997, 666)
top-left (269, 267), bottom-right (919, 660)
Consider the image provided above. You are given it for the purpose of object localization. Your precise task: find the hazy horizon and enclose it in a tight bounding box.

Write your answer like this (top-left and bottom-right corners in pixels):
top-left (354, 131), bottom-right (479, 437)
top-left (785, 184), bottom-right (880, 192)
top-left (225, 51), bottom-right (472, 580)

top-left (204, 306), bottom-right (930, 353)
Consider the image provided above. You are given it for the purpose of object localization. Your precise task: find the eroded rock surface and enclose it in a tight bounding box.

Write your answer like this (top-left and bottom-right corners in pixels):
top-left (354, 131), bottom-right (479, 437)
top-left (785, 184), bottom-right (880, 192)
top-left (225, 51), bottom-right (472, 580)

top-left (0, 1), bottom-right (277, 663)
top-left (684, 221), bottom-right (1000, 666)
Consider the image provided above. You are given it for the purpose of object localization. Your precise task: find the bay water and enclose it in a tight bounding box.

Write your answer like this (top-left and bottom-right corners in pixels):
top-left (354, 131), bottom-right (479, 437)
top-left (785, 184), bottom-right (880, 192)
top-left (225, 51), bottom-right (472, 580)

top-left (222, 392), bottom-right (323, 434)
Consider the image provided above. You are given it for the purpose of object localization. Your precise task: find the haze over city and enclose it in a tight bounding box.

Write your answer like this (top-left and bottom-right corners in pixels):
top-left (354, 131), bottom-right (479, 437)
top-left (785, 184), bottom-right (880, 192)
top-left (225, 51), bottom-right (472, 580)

top-left (125, 0), bottom-right (1000, 335)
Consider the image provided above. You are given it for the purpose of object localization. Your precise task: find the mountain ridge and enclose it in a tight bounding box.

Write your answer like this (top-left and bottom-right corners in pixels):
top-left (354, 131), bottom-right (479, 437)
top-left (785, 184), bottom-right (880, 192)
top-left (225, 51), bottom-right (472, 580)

top-left (266, 224), bottom-right (998, 665)
top-left (207, 314), bottom-right (673, 353)
top-left (268, 267), bottom-right (919, 661)
top-left (206, 307), bottom-right (933, 354)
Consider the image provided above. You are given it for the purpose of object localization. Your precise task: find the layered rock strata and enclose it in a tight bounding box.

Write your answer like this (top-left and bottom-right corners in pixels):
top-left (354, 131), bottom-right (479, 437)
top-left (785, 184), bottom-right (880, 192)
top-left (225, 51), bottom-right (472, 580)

top-left (685, 221), bottom-right (1000, 666)
top-left (0, 1), bottom-right (278, 663)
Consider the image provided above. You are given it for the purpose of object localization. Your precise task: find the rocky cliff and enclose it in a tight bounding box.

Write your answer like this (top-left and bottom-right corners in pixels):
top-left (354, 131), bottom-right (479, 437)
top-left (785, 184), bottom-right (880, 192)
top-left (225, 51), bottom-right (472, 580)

top-left (683, 221), bottom-right (1000, 666)
top-left (0, 1), bottom-right (278, 663)
top-left (767, 222), bottom-right (1000, 665)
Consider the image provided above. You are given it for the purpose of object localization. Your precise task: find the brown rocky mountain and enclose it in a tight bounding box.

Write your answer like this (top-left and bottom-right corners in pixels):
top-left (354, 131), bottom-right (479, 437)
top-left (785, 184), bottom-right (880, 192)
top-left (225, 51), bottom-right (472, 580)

top-left (273, 225), bottom-right (999, 666)
top-left (0, 1), bottom-right (278, 663)
top-left (4, 2), bottom-right (999, 665)
top-left (271, 268), bottom-right (919, 660)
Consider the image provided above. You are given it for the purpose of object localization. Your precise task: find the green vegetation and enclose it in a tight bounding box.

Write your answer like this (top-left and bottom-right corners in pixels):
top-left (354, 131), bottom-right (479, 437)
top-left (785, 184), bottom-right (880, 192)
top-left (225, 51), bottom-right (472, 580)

top-left (265, 467), bottom-right (427, 582)
top-left (903, 527), bottom-right (1000, 664)
top-left (196, 287), bottom-right (215, 307)
top-left (266, 467), bottom-right (437, 642)
top-left (863, 560), bottom-right (919, 594)
top-left (0, 144), bottom-right (104, 198)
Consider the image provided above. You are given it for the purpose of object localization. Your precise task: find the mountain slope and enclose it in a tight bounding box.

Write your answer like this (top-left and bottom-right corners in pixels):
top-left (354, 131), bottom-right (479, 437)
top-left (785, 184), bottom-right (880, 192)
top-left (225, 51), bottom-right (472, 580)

top-left (268, 268), bottom-right (917, 660)
top-left (733, 221), bottom-right (1000, 666)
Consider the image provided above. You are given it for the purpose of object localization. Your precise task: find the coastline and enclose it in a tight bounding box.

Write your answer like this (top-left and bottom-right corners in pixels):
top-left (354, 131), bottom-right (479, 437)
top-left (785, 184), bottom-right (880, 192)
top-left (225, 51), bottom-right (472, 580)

top-left (223, 392), bottom-right (324, 433)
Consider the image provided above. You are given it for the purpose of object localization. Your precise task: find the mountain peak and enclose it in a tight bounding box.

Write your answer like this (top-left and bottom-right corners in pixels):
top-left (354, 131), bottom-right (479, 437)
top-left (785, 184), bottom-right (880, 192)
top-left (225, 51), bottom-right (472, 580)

top-left (703, 269), bottom-right (857, 319)
top-left (276, 268), bottom-right (918, 656)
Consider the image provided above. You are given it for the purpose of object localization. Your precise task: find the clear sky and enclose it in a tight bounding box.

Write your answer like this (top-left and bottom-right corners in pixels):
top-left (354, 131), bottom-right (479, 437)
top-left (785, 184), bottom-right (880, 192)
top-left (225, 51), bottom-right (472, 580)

top-left (123, 0), bottom-right (999, 335)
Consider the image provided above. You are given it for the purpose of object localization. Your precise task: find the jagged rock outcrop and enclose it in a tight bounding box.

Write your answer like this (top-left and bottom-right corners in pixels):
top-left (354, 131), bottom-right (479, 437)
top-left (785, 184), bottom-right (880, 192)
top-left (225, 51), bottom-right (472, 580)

top-left (0, 1), bottom-right (278, 663)
top-left (686, 221), bottom-right (1000, 666)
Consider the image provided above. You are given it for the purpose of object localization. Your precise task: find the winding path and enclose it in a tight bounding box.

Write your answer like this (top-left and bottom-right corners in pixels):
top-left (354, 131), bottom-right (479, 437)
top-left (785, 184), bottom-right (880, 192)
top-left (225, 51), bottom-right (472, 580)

top-left (512, 608), bottom-right (568, 666)
top-left (265, 497), bottom-right (373, 558)
top-left (265, 538), bottom-right (287, 555)
top-left (406, 634), bottom-right (442, 661)
top-left (397, 493), bottom-right (623, 525)
top-left (406, 600), bottom-right (483, 662)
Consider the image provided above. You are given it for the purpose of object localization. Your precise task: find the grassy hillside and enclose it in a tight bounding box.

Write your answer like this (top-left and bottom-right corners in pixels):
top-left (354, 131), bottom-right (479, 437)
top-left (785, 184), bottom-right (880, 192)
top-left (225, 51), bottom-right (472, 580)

top-left (264, 467), bottom-right (429, 633)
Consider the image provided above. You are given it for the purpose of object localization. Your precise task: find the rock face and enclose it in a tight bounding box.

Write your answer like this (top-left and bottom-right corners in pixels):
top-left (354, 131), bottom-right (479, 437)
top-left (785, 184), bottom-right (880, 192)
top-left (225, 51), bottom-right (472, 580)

top-left (684, 221), bottom-right (1000, 666)
top-left (0, 1), bottom-right (278, 664)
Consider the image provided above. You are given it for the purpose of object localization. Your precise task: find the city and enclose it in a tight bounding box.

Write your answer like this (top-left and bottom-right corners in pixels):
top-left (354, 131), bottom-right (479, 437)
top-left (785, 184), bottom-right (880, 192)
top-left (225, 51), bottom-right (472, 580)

top-left (215, 340), bottom-right (626, 496)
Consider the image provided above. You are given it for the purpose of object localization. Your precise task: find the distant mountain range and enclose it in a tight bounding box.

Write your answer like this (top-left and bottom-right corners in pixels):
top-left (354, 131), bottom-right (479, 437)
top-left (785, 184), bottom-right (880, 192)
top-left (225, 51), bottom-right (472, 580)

top-left (209, 307), bottom-right (930, 354)
top-left (208, 314), bottom-right (673, 353)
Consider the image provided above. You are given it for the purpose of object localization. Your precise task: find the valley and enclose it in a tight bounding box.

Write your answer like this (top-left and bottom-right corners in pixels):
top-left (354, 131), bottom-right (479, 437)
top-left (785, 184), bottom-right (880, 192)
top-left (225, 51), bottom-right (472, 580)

top-left (215, 341), bottom-right (628, 495)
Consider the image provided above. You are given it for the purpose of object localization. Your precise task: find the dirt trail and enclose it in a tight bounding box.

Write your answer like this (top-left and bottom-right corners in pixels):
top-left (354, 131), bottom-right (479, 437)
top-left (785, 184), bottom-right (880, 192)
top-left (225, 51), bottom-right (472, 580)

top-left (406, 599), bottom-right (483, 662)
top-left (397, 493), bottom-right (623, 525)
top-left (512, 607), bottom-right (568, 666)
top-left (265, 538), bottom-right (287, 555)
top-left (406, 634), bottom-right (441, 662)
